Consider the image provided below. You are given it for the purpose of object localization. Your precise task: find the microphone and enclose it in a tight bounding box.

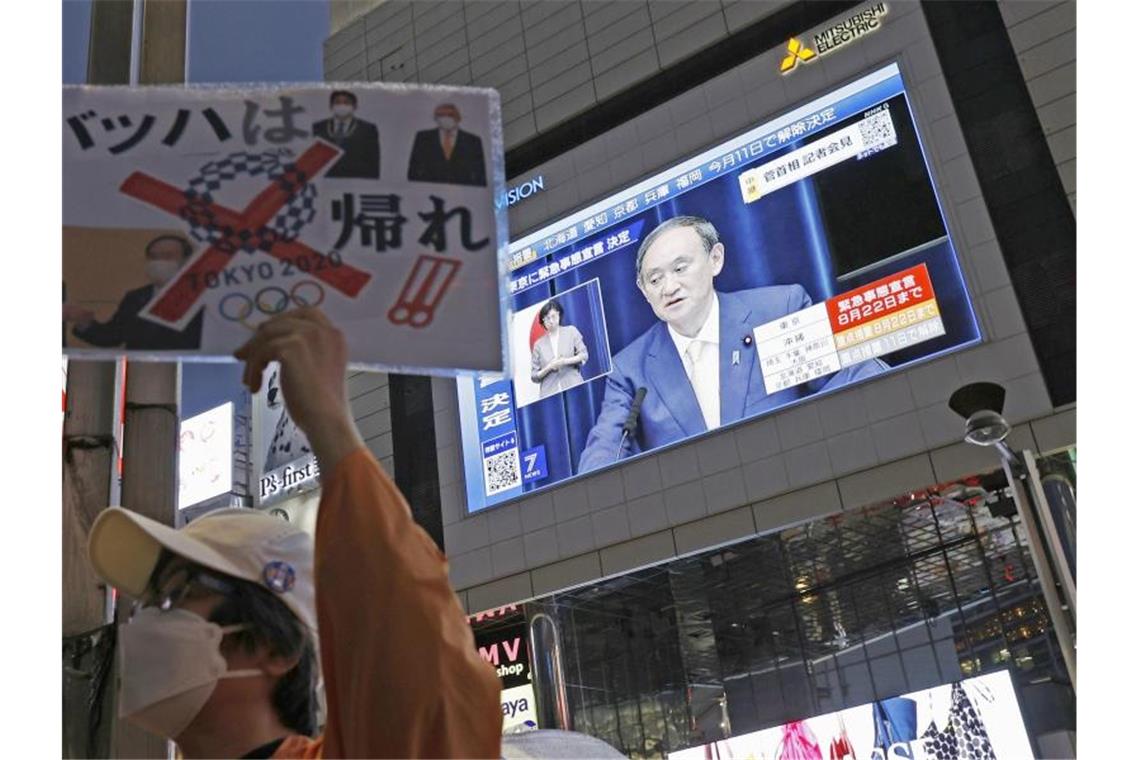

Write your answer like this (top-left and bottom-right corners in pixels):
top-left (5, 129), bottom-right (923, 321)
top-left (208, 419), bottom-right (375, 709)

top-left (616, 387), bottom-right (648, 463)
top-left (623, 387), bottom-right (647, 434)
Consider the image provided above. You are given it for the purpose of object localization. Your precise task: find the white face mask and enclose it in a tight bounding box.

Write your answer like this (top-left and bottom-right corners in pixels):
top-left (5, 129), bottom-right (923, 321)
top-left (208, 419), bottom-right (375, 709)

top-left (145, 259), bottom-right (182, 286)
top-left (436, 117), bottom-right (458, 131)
top-left (118, 607), bottom-right (263, 739)
top-left (332, 104), bottom-right (354, 119)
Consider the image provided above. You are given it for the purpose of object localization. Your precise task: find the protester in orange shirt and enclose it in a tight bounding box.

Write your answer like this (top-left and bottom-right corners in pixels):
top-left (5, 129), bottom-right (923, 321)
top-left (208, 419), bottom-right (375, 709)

top-left (87, 308), bottom-right (502, 758)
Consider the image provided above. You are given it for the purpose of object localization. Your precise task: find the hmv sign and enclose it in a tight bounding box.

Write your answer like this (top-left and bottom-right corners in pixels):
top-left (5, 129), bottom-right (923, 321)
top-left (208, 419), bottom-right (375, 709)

top-left (470, 605), bottom-right (537, 732)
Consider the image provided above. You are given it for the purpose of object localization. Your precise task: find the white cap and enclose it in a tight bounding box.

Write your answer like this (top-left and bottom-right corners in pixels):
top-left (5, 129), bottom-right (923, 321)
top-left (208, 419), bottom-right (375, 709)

top-left (88, 507), bottom-right (316, 634)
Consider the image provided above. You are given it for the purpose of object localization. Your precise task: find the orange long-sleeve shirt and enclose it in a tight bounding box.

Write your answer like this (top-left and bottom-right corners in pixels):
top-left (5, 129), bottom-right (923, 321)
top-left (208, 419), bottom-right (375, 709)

top-left (272, 447), bottom-right (503, 758)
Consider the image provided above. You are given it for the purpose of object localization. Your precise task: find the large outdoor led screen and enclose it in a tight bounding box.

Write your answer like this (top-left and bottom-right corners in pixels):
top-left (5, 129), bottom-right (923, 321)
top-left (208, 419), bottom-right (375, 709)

top-left (458, 63), bottom-right (981, 513)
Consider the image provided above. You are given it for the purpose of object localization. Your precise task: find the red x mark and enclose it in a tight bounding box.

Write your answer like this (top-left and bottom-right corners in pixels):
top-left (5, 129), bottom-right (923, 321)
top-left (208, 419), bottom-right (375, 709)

top-left (120, 141), bottom-right (371, 323)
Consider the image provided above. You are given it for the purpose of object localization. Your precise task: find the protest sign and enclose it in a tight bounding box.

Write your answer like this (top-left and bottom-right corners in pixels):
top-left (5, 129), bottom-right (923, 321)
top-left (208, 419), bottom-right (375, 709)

top-left (63, 84), bottom-right (508, 374)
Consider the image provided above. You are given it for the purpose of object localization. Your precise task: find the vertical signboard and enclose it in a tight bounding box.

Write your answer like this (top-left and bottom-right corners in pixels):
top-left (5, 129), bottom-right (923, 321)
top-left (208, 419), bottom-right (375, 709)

top-left (252, 363), bottom-right (319, 507)
top-left (470, 606), bottom-right (538, 733)
top-left (177, 401), bottom-right (234, 509)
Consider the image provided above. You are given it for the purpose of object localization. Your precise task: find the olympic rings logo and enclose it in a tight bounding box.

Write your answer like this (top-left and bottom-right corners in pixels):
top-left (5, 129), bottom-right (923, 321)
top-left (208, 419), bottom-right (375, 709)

top-left (218, 280), bottom-right (325, 330)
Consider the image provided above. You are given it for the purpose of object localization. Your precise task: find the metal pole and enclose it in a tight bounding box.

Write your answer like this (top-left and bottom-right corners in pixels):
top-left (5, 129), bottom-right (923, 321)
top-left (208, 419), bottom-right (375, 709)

top-left (183, 0), bottom-right (192, 83)
top-left (528, 612), bottom-right (572, 730)
top-left (128, 0), bottom-right (143, 86)
top-left (1020, 451), bottom-right (1077, 618)
top-left (1001, 456), bottom-right (1076, 687)
top-left (1040, 470), bottom-right (1077, 579)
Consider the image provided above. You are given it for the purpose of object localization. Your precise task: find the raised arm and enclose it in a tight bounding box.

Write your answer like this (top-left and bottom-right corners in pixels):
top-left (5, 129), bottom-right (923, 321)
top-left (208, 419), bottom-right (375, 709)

top-left (72, 292), bottom-right (134, 347)
top-left (235, 309), bottom-right (502, 758)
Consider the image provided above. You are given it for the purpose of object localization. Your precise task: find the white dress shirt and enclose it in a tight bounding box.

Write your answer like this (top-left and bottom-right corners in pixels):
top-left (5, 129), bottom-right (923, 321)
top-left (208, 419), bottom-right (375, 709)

top-left (667, 294), bottom-right (721, 431)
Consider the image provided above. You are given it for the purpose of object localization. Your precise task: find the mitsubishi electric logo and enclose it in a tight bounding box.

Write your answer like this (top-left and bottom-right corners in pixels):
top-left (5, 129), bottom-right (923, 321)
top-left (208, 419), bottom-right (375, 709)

top-left (781, 2), bottom-right (889, 74)
top-left (780, 38), bottom-right (816, 72)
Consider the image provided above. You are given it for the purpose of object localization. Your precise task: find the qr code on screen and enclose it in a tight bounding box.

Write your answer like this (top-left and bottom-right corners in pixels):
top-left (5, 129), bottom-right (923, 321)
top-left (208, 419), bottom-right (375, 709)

top-left (484, 448), bottom-right (522, 496)
top-left (858, 109), bottom-right (898, 157)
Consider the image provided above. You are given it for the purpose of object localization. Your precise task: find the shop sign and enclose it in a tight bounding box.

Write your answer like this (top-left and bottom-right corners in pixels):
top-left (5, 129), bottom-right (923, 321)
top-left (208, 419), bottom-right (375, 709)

top-left (470, 606), bottom-right (537, 733)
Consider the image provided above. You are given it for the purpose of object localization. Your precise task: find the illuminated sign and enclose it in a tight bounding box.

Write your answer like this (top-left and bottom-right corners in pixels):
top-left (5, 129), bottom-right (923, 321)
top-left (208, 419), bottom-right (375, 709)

top-left (781, 3), bottom-right (889, 74)
top-left (780, 37), bottom-right (816, 72)
top-left (500, 683), bottom-right (537, 732)
top-left (456, 62), bottom-right (980, 515)
top-left (470, 606), bottom-right (537, 734)
top-left (497, 175), bottom-right (546, 210)
top-left (178, 402), bottom-right (234, 509)
top-left (668, 671), bottom-right (1034, 760)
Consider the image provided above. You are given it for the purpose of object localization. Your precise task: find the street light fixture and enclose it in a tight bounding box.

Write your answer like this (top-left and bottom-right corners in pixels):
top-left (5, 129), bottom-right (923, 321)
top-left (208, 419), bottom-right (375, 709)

top-left (947, 381), bottom-right (1076, 687)
top-left (949, 382), bottom-right (1017, 465)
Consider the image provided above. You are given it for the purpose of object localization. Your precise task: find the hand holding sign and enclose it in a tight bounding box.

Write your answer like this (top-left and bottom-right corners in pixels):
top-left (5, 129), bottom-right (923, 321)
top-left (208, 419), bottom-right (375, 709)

top-left (234, 307), bottom-right (363, 473)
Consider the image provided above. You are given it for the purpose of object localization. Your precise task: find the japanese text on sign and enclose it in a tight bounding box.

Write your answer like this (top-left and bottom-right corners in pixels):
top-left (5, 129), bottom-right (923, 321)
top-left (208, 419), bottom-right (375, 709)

top-left (63, 84), bottom-right (507, 373)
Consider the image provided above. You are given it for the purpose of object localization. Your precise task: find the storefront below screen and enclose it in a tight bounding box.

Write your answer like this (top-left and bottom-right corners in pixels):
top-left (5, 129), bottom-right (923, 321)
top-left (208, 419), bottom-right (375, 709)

top-left (472, 453), bottom-right (1076, 758)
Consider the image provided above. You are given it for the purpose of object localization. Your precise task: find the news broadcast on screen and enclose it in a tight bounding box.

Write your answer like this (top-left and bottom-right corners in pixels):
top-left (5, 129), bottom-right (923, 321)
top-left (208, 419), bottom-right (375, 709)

top-left (458, 63), bottom-right (981, 514)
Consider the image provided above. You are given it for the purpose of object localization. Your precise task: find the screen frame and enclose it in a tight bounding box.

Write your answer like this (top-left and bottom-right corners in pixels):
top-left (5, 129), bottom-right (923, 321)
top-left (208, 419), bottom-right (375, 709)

top-left (459, 58), bottom-right (983, 515)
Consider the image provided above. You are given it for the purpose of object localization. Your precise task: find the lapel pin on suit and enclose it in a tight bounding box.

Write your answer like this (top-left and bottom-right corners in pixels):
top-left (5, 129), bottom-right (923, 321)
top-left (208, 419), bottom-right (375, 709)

top-left (732, 350), bottom-right (740, 366)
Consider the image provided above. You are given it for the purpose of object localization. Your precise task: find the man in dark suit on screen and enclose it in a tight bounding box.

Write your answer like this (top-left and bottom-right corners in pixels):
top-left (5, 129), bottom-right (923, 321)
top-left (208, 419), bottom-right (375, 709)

top-left (63, 234), bottom-right (203, 351)
top-left (577, 216), bottom-right (888, 472)
top-left (407, 103), bottom-right (487, 187)
top-left (312, 90), bottom-right (381, 179)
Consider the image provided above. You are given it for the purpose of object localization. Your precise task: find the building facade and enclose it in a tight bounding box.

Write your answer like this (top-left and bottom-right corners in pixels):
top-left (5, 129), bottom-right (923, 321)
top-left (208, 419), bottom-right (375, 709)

top-left (323, 1), bottom-right (1076, 755)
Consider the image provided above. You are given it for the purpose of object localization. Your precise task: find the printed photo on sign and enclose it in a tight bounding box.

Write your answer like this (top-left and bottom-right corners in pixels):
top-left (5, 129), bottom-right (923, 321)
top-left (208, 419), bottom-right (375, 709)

top-left (457, 62), bottom-right (981, 513)
top-left (63, 227), bottom-right (204, 352)
top-left (511, 278), bottom-right (613, 409)
top-left (407, 102), bottom-right (488, 187)
top-left (62, 84), bottom-right (507, 374)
